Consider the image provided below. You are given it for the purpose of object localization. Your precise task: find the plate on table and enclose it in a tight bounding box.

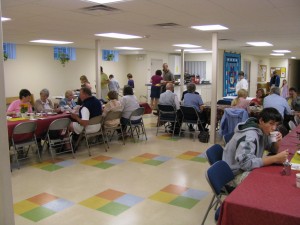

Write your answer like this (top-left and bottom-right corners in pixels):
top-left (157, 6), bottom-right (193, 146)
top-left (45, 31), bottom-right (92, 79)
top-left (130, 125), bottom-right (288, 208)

top-left (47, 112), bottom-right (57, 115)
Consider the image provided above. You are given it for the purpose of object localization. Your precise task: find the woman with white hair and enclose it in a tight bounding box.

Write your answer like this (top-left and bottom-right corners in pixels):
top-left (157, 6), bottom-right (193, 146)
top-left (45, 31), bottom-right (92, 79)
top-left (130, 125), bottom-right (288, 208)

top-left (34, 88), bottom-right (55, 113)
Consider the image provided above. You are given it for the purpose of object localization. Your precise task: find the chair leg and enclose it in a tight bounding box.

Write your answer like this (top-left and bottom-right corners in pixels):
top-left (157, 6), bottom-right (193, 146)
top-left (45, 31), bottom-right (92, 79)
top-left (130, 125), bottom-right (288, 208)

top-left (201, 195), bottom-right (217, 225)
top-left (14, 148), bottom-right (20, 169)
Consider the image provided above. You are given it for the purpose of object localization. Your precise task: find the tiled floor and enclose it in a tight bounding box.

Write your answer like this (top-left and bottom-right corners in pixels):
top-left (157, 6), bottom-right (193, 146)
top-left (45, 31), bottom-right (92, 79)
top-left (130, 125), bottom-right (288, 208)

top-left (11, 114), bottom-right (219, 225)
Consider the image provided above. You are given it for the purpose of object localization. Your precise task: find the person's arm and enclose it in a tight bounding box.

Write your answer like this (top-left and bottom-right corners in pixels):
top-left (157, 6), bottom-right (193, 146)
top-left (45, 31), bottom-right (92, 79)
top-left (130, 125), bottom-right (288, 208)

top-left (34, 100), bottom-right (44, 113)
top-left (70, 107), bottom-right (89, 127)
top-left (275, 76), bottom-right (280, 87)
top-left (262, 150), bottom-right (288, 166)
top-left (174, 95), bottom-right (180, 110)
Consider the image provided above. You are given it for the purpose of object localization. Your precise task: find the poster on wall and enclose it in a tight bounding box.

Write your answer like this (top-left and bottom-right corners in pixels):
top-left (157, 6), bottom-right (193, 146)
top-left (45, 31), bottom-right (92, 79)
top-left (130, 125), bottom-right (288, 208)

top-left (223, 52), bottom-right (241, 96)
top-left (258, 65), bottom-right (267, 82)
top-left (270, 67), bottom-right (286, 78)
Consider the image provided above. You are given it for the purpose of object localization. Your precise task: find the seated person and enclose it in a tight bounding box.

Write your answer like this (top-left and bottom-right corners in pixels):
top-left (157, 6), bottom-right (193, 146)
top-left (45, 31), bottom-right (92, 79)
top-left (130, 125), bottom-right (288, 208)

top-left (231, 89), bottom-right (250, 110)
top-left (35, 88), bottom-right (57, 113)
top-left (7, 89), bottom-right (33, 116)
top-left (249, 88), bottom-right (265, 106)
top-left (59, 90), bottom-right (77, 111)
top-left (286, 87), bottom-right (300, 111)
top-left (102, 90), bottom-right (123, 128)
top-left (159, 83), bottom-right (182, 133)
top-left (120, 85), bottom-right (141, 131)
top-left (69, 87), bottom-right (102, 135)
top-left (222, 107), bottom-right (288, 186)
top-left (183, 83), bottom-right (207, 131)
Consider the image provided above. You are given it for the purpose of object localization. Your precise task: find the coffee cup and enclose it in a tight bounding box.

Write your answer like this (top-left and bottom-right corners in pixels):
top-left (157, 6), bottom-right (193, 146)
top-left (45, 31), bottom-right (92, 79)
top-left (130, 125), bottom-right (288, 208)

top-left (269, 131), bottom-right (278, 142)
top-left (296, 173), bottom-right (300, 188)
top-left (29, 113), bottom-right (35, 120)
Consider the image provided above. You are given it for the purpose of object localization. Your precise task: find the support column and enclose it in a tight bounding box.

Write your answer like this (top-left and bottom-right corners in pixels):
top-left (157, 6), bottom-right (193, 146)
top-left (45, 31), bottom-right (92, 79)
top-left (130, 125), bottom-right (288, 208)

top-left (180, 49), bottom-right (185, 98)
top-left (0, 3), bottom-right (15, 224)
top-left (95, 40), bottom-right (101, 99)
top-left (210, 32), bottom-right (218, 144)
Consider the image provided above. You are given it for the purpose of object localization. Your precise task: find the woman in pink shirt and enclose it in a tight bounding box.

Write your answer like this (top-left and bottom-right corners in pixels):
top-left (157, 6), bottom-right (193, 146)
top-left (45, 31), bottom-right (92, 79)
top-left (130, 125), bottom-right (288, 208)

top-left (7, 89), bottom-right (33, 116)
top-left (231, 89), bottom-right (250, 110)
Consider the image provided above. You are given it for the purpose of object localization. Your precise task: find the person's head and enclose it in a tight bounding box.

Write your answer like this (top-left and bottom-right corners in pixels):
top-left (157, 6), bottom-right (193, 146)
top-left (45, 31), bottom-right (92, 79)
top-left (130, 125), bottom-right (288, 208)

top-left (65, 90), bottom-right (74, 101)
top-left (237, 89), bottom-right (248, 98)
top-left (100, 66), bottom-right (103, 73)
top-left (80, 75), bottom-right (89, 84)
top-left (282, 79), bottom-right (287, 85)
top-left (270, 87), bottom-right (280, 95)
top-left (107, 90), bottom-right (118, 100)
top-left (258, 107), bottom-right (282, 135)
top-left (127, 73), bottom-right (133, 79)
top-left (155, 70), bottom-right (162, 76)
top-left (272, 71), bottom-right (277, 77)
top-left (162, 63), bottom-right (169, 71)
top-left (40, 88), bottom-right (50, 102)
top-left (289, 87), bottom-right (297, 98)
top-left (123, 85), bottom-right (133, 96)
top-left (238, 71), bottom-right (245, 80)
top-left (256, 88), bottom-right (265, 98)
top-left (166, 83), bottom-right (174, 92)
top-left (19, 89), bottom-right (31, 102)
top-left (187, 83), bottom-right (196, 93)
top-left (80, 87), bottom-right (92, 101)
top-left (109, 74), bottom-right (114, 80)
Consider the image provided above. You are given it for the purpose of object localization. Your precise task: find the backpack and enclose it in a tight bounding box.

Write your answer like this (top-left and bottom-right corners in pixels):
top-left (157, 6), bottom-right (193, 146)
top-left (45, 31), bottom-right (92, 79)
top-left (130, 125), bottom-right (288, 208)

top-left (198, 130), bottom-right (210, 143)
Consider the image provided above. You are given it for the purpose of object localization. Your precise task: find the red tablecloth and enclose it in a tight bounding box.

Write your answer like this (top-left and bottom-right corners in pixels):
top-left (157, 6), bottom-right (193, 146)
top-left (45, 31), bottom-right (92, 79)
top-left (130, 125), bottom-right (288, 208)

top-left (218, 125), bottom-right (300, 225)
top-left (7, 113), bottom-right (70, 139)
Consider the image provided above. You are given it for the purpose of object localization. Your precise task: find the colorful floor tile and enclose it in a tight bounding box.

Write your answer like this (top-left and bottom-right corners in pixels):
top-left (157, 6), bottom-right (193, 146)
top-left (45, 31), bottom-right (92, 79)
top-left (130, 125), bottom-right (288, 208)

top-left (32, 158), bottom-right (76, 172)
top-left (79, 189), bottom-right (144, 216)
top-left (81, 155), bottom-right (125, 169)
top-left (14, 193), bottom-right (74, 222)
top-left (157, 133), bottom-right (181, 141)
top-left (176, 151), bottom-right (207, 163)
top-left (149, 184), bottom-right (208, 209)
top-left (130, 153), bottom-right (171, 166)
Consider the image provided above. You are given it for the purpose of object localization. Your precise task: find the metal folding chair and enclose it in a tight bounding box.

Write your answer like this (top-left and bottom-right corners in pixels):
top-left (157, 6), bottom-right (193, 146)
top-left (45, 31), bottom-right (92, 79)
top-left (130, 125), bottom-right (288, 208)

top-left (102, 110), bottom-right (125, 146)
top-left (11, 121), bottom-right (41, 169)
top-left (127, 107), bottom-right (147, 142)
top-left (156, 104), bottom-right (178, 138)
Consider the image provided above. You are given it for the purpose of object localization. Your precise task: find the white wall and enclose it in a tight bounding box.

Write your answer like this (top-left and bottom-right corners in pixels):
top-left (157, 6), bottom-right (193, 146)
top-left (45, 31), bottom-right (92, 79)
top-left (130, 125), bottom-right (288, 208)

top-left (184, 53), bottom-right (212, 82)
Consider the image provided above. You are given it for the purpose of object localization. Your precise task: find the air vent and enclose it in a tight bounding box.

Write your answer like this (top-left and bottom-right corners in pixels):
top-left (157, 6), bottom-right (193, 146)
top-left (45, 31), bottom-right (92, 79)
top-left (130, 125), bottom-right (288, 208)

top-left (82, 4), bottom-right (119, 12)
top-left (219, 38), bottom-right (234, 41)
top-left (154, 23), bottom-right (181, 28)
top-left (242, 45), bottom-right (254, 48)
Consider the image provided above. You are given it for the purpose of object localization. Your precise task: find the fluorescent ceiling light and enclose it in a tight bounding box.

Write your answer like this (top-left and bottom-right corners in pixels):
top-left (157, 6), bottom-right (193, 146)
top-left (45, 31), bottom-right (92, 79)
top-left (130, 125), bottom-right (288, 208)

top-left (175, 49), bottom-right (212, 53)
top-left (291, 57), bottom-right (296, 59)
top-left (1, 17), bottom-right (11, 22)
top-left (191, 25), bottom-right (228, 31)
top-left (115, 47), bottom-right (143, 50)
top-left (270, 53), bottom-right (284, 56)
top-left (82, 0), bottom-right (124, 4)
top-left (173, 44), bottom-right (201, 48)
top-left (246, 42), bottom-right (273, 47)
top-left (272, 50), bottom-right (291, 53)
top-left (30, 40), bottom-right (73, 44)
top-left (95, 33), bottom-right (142, 39)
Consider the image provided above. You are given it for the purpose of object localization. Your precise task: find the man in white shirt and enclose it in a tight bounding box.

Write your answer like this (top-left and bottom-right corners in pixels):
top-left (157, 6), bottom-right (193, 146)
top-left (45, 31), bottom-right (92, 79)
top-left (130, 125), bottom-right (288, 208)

top-left (235, 71), bottom-right (248, 94)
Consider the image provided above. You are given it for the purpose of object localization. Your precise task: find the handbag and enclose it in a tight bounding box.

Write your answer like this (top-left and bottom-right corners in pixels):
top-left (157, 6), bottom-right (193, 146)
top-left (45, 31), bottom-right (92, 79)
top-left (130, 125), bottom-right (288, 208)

top-left (198, 130), bottom-right (210, 143)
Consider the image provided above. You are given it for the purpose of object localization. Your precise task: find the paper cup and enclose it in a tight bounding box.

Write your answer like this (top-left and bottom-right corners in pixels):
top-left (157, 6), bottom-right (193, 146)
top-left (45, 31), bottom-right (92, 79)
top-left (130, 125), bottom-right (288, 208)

top-left (269, 131), bottom-right (278, 142)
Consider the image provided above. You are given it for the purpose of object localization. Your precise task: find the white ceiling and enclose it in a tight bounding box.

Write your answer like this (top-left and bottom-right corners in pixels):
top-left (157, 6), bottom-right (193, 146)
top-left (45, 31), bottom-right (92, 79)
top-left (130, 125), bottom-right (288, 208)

top-left (2, 0), bottom-right (300, 58)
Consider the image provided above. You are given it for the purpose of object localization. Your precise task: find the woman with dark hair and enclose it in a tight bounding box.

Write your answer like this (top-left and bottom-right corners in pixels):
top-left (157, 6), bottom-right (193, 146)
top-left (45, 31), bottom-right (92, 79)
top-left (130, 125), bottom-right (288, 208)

top-left (150, 69), bottom-right (163, 109)
top-left (80, 75), bottom-right (92, 90)
top-left (7, 89), bottom-right (33, 116)
top-left (120, 85), bottom-right (141, 131)
top-left (250, 88), bottom-right (265, 106)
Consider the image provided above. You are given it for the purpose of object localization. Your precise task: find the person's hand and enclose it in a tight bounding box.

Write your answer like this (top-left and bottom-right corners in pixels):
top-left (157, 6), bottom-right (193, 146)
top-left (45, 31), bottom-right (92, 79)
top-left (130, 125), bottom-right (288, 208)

top-left (274, 150), bottom-right (289, 164)
top-left (275, 131), bottom-right (282, 142)
top-left (70, 113), bottom-right (78, 121)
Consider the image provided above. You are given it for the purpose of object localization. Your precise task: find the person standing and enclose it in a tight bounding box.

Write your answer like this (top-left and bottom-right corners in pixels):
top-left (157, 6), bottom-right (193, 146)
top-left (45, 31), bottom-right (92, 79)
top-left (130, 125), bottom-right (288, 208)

top-left (127, 73), bottom-right (135, 89)
top-left (270, 71), bottom-right (280, 87)
top-left (150, 69), bottom-right (163, 109)
top-left (108, 74), bottom-right (120, 93)
top-left (161, 63), bottom-right (175, 93)
top-left (101, 66), bottom-right (109, 101)
top-left (281, 79), bottom-right (289, 99)
top-left (235, 71), bottom-right (248, 94)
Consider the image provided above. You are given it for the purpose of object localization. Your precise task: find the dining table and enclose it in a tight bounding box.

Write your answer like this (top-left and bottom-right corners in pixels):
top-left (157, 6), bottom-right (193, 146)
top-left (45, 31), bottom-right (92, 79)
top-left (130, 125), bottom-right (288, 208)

top-left (218, 125), bottom-right (300, 225)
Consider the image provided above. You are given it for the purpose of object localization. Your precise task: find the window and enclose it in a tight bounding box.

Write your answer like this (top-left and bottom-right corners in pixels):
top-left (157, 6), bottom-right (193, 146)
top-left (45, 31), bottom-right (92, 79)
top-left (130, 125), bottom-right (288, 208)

top-left (3, 43), bottom-right (16, 59)
top-left (184, 61), bottom-right (206, 79)
top-left (53, 47), bottom-right (76, 60)
top-left (102, 49), bottom-right (119, 62)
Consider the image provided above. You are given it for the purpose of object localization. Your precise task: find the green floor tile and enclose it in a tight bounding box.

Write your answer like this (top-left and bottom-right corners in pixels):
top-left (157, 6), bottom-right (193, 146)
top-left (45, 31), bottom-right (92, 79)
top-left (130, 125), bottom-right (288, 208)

top-left (169, 196), bottom-right (199, 209)
top-left (144, 159), bottom-right (164, 166)
top-left (41, 164), bottom-right (64, 172)
top-left (20, 206), bottom-right (56, 222)
top-left (93, 162), bottom-right (114, 169)
top-left (191, 157), bottom-right (207, 163)
top-left (97, 202), bottom-right (130, 216)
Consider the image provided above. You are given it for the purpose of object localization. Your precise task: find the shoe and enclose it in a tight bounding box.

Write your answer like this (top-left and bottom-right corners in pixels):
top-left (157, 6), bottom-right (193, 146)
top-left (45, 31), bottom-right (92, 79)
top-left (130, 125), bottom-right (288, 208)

top-left (153, 111), bottom-right (158, 116)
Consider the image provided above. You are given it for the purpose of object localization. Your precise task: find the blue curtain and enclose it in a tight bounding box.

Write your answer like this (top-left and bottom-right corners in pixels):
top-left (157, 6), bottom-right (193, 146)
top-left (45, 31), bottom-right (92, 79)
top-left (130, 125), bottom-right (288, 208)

top-left (223, 52), bottom-right (241, 96)
top-left (3, 43), bottom-right (16, 59)
top-left (54, 47), bottom-right (76, 60)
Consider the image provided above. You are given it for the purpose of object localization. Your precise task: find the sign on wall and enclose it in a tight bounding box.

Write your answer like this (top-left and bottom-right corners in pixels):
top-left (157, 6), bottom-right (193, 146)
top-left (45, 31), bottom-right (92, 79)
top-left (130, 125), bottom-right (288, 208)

top-left (258, 65), bottom-right (267, 82)
top-left (270, 67), bottom-right (286, 78)
top-left (223, 52), bottom-right (241, 96)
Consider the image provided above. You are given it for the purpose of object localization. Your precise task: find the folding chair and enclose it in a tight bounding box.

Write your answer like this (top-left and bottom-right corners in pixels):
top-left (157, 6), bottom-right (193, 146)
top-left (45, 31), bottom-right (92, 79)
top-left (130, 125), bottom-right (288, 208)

top-left (201, 161), bottom-right (235, 225)
top-left (156, 104), bottom-right (178, 138)
top-left (180, 105), bottom-right (205, 141)
top-left (11, 121), bottom-right (41, 169)
top-left (288, 120), bottom-right (296, 130)
top-left (294, 115), bottom-right (300, 126)
top-left (127, 107), bottom-right (147, 142)
top-left (102, 111), bottom-right (125, 146)
top-left (205, 144), bottom-right (223, 165)
top-left (217, 99), bottom-right (231, 105)
top-left (223, 132), bottom-right (234, 145)
top-left (44, 118), bottom-right (75, 161)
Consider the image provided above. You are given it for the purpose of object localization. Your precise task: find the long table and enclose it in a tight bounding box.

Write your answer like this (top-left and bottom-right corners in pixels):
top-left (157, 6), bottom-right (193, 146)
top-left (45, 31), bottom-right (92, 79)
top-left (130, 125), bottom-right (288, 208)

top-left (218, 125), bottom-right (300, 225)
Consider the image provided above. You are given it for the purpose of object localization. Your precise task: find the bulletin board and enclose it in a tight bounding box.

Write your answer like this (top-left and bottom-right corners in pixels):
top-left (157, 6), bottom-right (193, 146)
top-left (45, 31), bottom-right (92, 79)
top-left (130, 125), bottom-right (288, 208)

top-left (270, 67), bottom-right (286, 78)
top-left (223, 52), bottom-right (241, 96)
top-left (258, 65), bottom-right (267, 82)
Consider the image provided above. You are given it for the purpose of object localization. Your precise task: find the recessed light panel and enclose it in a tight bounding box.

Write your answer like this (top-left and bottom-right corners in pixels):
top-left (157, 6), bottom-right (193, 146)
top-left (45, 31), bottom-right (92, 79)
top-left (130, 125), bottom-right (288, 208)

top-left (95, 33), bottom-right (142, 39)
top-left (270, 53), bottom-right (284, 56)
top-left (272, 50), bottom-right (291, 53)
top-left (191, 25), bottom-right (228, 31)
top-left (115, 47), bottom-right (143, 50)
top-left (247, 42), bottom-right (273, 47)
top-left (173, 44), bottom-right (201, 48)
top-left (30, 40), bottom-right (73, 44)
top-left (175, 49), bottom-right (212, 53)
top-left (291, 57), bottom-right (296, 59)
top-left (82, 0), bottom-right (124, 4)
top-left (1, 17), bottom-right (11, 21)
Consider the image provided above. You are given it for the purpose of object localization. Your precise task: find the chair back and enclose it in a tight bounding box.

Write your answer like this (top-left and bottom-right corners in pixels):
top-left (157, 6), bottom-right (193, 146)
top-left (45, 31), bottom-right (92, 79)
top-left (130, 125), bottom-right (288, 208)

top-left (223, 132), bottom-right (234, 144)
top-left (104, 111), bottom-right (122, 122)
top-left (48, 118), bottom-right (71, 131)
top-left (288, 120), bottom-right (296, 130)
top-left (12, 121), bottom-right (37, 135)
top-left (295, 115), bottom-right (300, 126)
top-left (206, 161), bottom-right (234, 196)
top-left (130, 107), bottom-right (144, 118)
top-left (217, 100), bottom-right (231, 105)
top-left (180, 105), bottom-right (199, 123)
top-left (157, 104), bottom-right (177, 120)
top-left (88, 115), bottom-right (102, 125)
top-left (206, 144), bottom-right (223, 165)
